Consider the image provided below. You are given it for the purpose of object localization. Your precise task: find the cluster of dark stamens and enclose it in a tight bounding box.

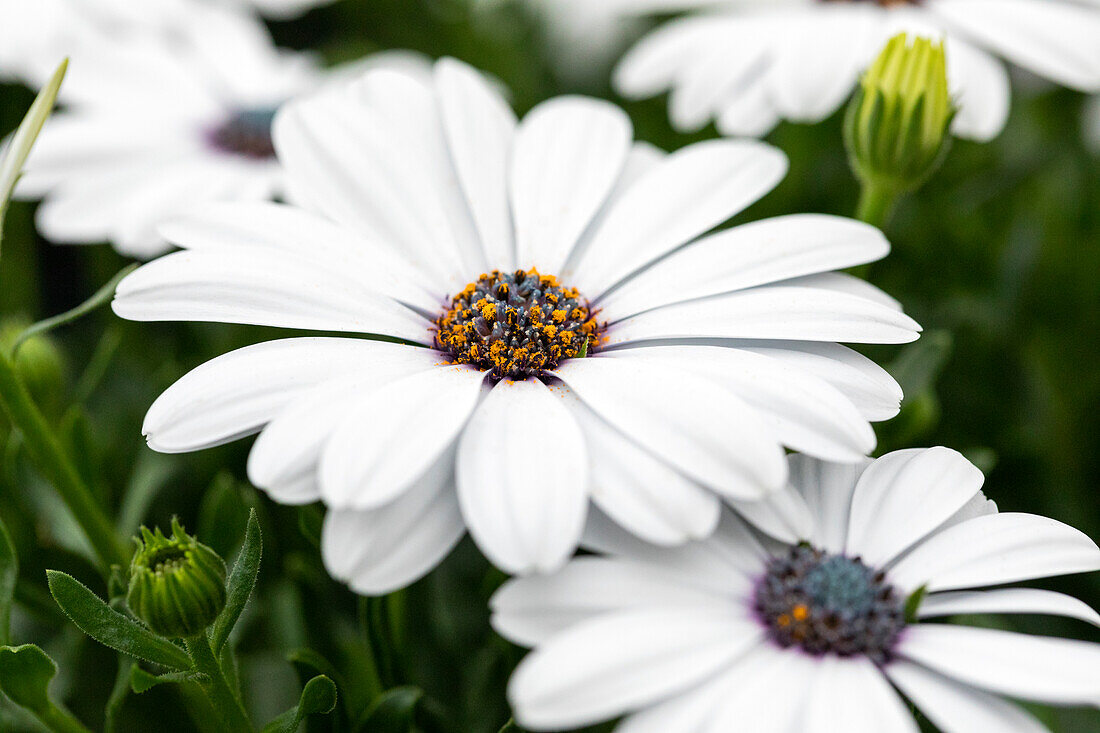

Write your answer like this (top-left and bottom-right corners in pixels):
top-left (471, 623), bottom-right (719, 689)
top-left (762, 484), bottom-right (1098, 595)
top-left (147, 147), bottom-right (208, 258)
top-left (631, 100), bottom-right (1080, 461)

top-left (754, 545), bottom-right (906, 664)
top-left (435, 269), bottom-right (601, 380)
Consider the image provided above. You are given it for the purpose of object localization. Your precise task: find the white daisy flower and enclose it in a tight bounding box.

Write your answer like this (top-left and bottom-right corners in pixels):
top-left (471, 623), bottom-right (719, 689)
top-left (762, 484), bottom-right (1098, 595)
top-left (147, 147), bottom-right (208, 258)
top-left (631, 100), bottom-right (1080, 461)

top-left (495, 447), bottom-right (1100, 732)
top-left (613, 0), bottom-right (1100, 142)
top-left (11, 3), bottom-right (429, 258)
top-left (113, 57), bottom-right (920, 594)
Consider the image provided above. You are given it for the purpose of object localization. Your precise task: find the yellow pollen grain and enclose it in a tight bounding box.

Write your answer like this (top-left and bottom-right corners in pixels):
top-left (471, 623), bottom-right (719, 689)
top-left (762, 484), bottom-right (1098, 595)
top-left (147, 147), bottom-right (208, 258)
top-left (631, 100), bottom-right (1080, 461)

top-left (792, 605), bottom-right (809, 622)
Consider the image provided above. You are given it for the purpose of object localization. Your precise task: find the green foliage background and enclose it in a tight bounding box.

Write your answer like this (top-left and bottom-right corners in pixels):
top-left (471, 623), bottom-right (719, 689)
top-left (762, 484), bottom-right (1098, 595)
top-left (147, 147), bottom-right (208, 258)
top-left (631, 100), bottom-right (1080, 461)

top-left (0, 0), bottom-right (1097, 730)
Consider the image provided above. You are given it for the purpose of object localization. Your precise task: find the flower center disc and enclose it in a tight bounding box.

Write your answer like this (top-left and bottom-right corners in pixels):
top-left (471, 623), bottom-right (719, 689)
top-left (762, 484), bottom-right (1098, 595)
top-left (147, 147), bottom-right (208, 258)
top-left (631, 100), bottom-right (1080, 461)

top-left (436, 269), bottom-right (601, 381)
top-left (754, 546), bottom-right (906, 664)
top-left (208, 107), bottom-right (278, 159)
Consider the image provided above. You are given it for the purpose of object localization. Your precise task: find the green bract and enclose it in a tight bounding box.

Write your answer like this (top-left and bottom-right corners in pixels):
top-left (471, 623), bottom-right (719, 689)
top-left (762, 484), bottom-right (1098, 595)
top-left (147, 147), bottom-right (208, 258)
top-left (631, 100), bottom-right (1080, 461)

top-left (127, 520), bottom-right (227, 638)
top-left (845, 33), bottom-right (957, 195)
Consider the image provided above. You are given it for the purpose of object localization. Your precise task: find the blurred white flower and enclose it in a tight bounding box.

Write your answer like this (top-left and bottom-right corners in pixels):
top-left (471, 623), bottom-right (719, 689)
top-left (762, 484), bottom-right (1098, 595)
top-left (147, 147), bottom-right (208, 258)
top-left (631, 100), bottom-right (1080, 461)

top-left (11, 4), bottom-right (428, 257)
top-left (495, 447), bottom-right (1100, 733)
top-left (612, 0), bottom-right (1100, 141)
top-left (112, 57), bottom-right (919, 594)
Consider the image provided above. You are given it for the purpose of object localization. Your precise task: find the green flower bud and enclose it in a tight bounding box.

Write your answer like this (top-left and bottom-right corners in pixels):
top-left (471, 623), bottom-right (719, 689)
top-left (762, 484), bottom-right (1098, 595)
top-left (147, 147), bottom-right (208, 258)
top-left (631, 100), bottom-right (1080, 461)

top-left (845, 33), bottom-right (957, 195)
top-left (127, 520), bottom-right (227, 638)
top-left (0, 318), bottom-right (66, 411)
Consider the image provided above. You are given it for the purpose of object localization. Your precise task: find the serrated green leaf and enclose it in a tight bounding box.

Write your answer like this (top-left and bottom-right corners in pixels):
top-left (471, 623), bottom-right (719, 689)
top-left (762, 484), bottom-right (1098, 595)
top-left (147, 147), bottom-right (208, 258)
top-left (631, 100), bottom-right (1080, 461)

top-left (45, 570), bottom-right (191, 670)
top-left (356, 687), bottom-right (423, 733)
top-left (130, 666), bottom-right (196, 694)
top-left (0, 644), bottom-right (91, 733)
top-left (210, 509), bottom-right (261, 654)
top-left (0, 515), bottom-right (16, 646)
top-left (0, 644), bottom-right (54, 714)
top-left (261, 675), bottom-right (338, 733)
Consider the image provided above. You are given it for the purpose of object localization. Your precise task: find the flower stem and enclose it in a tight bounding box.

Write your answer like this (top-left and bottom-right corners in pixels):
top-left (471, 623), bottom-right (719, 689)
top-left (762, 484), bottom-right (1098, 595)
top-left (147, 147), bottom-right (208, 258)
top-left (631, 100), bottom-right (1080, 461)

top-left (0, 348), bottom-right (128, 568)
top-left (856, 180), bottom-right (901, 230)
top-left (186, 635), bottom-right (252, 733)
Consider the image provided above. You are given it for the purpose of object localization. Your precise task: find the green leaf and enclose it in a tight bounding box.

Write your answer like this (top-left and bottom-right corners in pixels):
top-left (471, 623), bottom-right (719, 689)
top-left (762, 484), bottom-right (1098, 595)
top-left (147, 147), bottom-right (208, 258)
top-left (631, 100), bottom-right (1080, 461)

top-left (0, 644), bottom-right (54, 715)
top-left (45, 570), bottom-right (191, 670)
top-left (210, 508), bottom-right (261, 654)
top-left (130, 666), bottom-right (197, 694)
top-left (498, 719), bottom-right (520, 733)
top-left (261, 675), bottom-right (338, 733)
top-left (0, 644), bottom-right (91, 733)
top-left (11, 264), bottom-right (138, 355)
top-left (904, 585), bottom-right (929, 624)
top-left (0, 59), bottom-right (67, 252)
top-left (356, 687), bottom-right (423, 733)
top-left (0, 515), bottom-right (16, 646)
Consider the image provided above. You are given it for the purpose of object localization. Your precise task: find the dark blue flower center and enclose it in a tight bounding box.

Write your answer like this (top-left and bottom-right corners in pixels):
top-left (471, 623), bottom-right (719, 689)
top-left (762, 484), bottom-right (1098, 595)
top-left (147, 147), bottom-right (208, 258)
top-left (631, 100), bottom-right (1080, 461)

top-left (208, 107), bottom-right (278, 159)
top-left (754, 545), bottom-right (905, 664)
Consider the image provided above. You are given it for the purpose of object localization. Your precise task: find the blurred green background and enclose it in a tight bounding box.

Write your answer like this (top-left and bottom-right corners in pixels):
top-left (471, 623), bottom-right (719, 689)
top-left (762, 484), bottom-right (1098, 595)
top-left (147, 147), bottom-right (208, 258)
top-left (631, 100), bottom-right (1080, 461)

top-left (0, 0), bottom-right (1098, 731)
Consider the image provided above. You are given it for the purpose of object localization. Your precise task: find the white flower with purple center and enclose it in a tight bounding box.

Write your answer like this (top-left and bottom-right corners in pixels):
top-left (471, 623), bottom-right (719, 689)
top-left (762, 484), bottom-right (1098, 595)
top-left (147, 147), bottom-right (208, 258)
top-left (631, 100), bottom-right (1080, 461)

top-left (495, 447), bottom-right (1100, 732)
top-left (611, 0), bottom-right (1100, 141)
top-left (11, 2), bottom-right (428, 257)
top-left (112, 57), bottom-right (920, 594)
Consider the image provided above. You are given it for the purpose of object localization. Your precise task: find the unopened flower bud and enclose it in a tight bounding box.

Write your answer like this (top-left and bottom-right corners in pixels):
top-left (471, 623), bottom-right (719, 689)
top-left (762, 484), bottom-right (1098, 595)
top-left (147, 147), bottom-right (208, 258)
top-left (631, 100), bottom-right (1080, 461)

top-left (0, 318), bottom-right (65, 411)
top-left (127, 520), bottom-right (226, 638)
top-left (845, 33), bottom-right (957, 195)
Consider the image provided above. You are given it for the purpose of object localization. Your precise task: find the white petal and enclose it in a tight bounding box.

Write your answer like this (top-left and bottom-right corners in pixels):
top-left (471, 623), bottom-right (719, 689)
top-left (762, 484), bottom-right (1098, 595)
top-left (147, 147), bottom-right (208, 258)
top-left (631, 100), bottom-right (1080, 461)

top-left (769, 7), bottom-right (882, 122)
top-left (738, 340), bottom-right (903, 422)
top-left (456, 378), bottom-right (588, 574)
top-left (142, 339), bottom-right (431, 453)
top-left (788, 453), bottom-right (870, 555)
top-left (614, 16), bottom-right (729, 99)
top-left (931, 0), bottom-right (1100, 91)
top-left (509, 607), bottom-right (760, 731)
top-left (555, 356), bottom-right (787, 500)
top-left (112, 248), bottom-right (433, 343)
top-left (780, 272), bottom-right (902, 312)
top-left (726, 484), bottom-right (815, 546)
top-left (248, 361), bottom-right (443, 504)
top-left (611, 345), bottom-right (877, 463)
top-left (887, 660), bottom-right (1047, 733)
top-left (799, 655), bottom-right (918, 733)
top-left (572, 140), bottom-right (788, 297)
top-left (319, 365), bottom-right (485, 509)
top-left (888, 512), bottom-right (1100, 593)
top-left (490, 556), bottom-right (724, 647)
top-left (510, 97), bottom-right (632, 273)
top-left (600, 214), bottom-right (890, 320)
top-left (702, 645), bottom-right (820, 733)
top-left (604, 286), bottom-right (922, 347)
top-left (321, 447), bottom-right (465, 595)
top-left (945, 37), bottom-right (1011, 142)
top-left (273, 69), bottom-right (483, 286)
top-left (715, 77), bottom-right (782, 138)
top-left (919, 588), bottom-right (1100, 628)
top-left (900, 624), bottom-right (1100, 705)
top-left (615, 640), bottom-right (786, 733)
top-left (581, 508), bottom-right (766, 598)
top-left (158, 201), bottom-right (443, 311)
top-left (434, 58), bottom-right (518, 270)
top-left (846, 447), bottom-right (986, 567)
top-left (571, 401), bottom-right (720, 546)
top-left (666, 27), bottom-right (774, 133)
